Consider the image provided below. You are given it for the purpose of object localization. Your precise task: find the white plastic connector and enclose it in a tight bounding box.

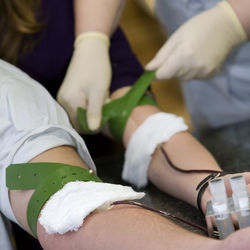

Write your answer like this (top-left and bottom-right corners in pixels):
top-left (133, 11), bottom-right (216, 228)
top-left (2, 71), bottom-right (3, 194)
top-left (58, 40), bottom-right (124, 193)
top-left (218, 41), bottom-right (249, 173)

top-left (208, 178), bottom-right (235, 239)
top-left (230, 175), bottom-right (248, 210)
top-left (230, 175), bottom-right (250, 228)
top-left (209, 178), bottom-right (228, 216)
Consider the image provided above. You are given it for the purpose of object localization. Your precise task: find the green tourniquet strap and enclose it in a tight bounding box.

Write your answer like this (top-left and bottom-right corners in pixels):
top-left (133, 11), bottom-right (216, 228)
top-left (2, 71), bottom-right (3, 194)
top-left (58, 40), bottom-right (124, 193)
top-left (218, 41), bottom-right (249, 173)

top-left (77, 70), bottom-right (156, 142)
top-left (136, 95), bottom-right (157, 107)
top-left (6, 162), bottom-right (102, 237)
top-left (108, 94), bottom-right (157, 141)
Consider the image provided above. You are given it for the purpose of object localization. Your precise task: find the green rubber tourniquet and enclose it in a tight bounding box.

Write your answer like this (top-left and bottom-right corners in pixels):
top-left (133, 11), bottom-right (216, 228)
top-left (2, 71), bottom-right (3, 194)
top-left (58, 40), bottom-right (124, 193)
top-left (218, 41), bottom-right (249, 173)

top-left (6, 162), bottom-right (101, 237)
top-left (77, 71), bottom-right (157, 142)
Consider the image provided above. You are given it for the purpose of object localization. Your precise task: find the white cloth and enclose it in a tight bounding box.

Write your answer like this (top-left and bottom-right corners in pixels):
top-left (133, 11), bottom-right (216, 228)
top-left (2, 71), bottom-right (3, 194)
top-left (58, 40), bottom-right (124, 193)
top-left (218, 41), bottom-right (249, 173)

top-left (0, 59), bottom-right (96, 227)
top-left (39, 181), bottom-right (145, 234)
top-left (155, 0), bottom-right (250, 132)
top-left (122, 112), bottom-right (188, 188)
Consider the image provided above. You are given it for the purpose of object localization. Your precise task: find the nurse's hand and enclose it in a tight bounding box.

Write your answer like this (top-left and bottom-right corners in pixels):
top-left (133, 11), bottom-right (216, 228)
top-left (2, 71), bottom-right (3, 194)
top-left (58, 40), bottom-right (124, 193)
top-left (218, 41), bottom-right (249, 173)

top-left (146, 1), bottom-right (247, 80)
top-left (57, 32), bottom-right (111, 131)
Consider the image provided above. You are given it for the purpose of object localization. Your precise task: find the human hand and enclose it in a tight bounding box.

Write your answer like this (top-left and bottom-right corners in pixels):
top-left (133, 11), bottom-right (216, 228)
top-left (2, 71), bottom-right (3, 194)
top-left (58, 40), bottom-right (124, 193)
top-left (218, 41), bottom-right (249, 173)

top-left (57, 32), bottom-right (111, 131)
top-left (146, 1), bottom-right (247, 80)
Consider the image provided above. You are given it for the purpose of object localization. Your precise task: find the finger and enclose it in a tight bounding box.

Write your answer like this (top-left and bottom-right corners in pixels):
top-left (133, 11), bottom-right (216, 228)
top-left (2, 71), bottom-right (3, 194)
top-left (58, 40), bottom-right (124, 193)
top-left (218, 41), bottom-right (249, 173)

top-left (223, 173), bottom-right (250, 197)
top-left (86, 90), bottom-right (106, 131)
top-left (180, 70), bottom-right (198, 81)
top-left (63, 92), bottom-right (87, 131)
top-left (246, 184), bottom-right (250, 195)
top-left (145, 35), bottom-right (178, 71)
top-left (155, 48), bottom-right (184, 80)
top-left (103, 90), bottom-right (111, 104)
top-left (241, 172), bottom-right (250, 184)
top-left (178, 64), bottom-right (201, 81)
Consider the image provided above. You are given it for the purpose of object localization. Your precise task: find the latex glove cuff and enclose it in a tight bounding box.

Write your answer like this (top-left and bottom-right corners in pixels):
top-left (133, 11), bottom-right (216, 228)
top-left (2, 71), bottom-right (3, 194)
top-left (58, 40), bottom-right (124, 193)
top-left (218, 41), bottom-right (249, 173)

top-left (218, 1), bottom-right (247, 45)
top-left (74, 31), bottom-right (110, 48)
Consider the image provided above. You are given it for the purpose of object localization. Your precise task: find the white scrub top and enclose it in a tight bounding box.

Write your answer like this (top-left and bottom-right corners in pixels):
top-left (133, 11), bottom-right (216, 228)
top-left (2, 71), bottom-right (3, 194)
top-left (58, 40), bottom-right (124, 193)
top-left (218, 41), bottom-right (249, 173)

top-left (155, 0), bottom-right (250, 132)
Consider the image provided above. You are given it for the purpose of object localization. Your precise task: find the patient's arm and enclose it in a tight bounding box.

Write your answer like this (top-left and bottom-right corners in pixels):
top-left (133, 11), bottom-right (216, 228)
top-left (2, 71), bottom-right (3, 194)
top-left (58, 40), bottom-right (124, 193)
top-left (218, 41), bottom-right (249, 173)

top-left (9, 146), bottom-right (219, 250)
top-left (110, 86), bottom-right (250, 216)
top-left (2, 62), bottom-right (248, 250)
top-left (112, 87), bottom-right (223, 213)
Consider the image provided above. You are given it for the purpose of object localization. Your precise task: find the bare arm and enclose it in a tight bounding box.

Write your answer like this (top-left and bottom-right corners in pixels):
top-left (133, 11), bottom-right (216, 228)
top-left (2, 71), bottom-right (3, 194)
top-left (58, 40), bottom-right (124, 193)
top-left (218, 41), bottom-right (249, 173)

top-left (118, 85), bottom-right (250, 215)
top-left (122, 102), bottom-right (222, 209)
top-left (73, 0), bottom-right (126, 36)
top-left (9, 146), bottom-right (219, 250)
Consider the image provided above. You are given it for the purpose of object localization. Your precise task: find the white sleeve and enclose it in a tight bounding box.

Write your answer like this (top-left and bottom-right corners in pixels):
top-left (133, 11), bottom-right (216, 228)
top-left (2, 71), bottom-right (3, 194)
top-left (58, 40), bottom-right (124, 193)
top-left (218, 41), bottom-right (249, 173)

top-left (0, 60), bottom-right (96, 224)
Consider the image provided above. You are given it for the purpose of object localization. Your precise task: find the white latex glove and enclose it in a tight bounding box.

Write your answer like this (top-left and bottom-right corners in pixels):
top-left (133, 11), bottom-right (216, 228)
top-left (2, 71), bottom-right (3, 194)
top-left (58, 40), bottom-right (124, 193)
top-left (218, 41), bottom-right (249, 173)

top-left (146, 1), bottom-right (247, 80)
top-left (57, 32), bottom-right (111, 131)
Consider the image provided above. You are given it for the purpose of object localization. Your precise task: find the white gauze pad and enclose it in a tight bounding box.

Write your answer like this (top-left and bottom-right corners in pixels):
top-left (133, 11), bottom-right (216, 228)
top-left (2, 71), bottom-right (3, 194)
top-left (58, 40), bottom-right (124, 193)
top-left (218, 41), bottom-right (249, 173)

top-left (122, 112), bottom-right (188, 188)
top-left (39, 181), bottom-right (145, 234)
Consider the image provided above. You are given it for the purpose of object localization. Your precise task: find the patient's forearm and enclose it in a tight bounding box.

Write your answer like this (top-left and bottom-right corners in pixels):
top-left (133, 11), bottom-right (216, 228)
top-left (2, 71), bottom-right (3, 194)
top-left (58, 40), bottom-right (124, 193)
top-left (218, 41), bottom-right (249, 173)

top-left (9, 145), bottom-right (217, 250)
top-left (37, 202), bottom-right (217, 250)
top-left (123, 104), bottom-right (221, 208)
top-left (148, 132), bottom-right (221, 207)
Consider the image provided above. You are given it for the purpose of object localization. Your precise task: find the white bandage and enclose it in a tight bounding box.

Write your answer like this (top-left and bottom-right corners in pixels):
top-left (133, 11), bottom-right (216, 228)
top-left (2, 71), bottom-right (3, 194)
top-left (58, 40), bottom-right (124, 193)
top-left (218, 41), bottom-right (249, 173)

top-left (39, 181), bottom-right (145, 234)
top-left (122, 112), bottom-right (188, 188)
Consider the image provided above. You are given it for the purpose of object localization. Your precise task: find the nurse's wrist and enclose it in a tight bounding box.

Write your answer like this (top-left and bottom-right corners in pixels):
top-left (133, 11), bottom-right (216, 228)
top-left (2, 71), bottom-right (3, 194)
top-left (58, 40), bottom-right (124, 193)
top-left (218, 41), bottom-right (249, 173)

top-left (74, 32), bottom-right (110, 49)
top-left (226, 0), bottom-right (250, 40)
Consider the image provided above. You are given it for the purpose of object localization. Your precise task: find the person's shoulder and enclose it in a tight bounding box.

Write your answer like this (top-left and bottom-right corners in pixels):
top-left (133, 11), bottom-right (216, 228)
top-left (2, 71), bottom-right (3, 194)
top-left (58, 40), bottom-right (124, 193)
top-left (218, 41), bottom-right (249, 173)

top-left (0, 59), bottom-right (39, 90)
top-left (0, 59), bottom-right (29, 83)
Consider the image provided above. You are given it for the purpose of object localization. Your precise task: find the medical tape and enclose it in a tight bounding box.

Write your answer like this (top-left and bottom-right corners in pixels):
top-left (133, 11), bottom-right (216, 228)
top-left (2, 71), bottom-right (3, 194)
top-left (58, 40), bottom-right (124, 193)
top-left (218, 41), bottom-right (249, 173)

top-left (77, 71), bottom-right (157, 142)
top-left (6, 162), bottom-right (101, 237)
top-left (122, 112), bottom-right (188, 189)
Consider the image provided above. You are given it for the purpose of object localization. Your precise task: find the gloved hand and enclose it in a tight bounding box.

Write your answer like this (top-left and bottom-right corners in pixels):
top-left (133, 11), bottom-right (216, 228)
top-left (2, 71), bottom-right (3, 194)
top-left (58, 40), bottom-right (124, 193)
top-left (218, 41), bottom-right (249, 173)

top-left (57, 32), bottom-right (111, 131)
top-left (146, 1), bottom-right (247, 80)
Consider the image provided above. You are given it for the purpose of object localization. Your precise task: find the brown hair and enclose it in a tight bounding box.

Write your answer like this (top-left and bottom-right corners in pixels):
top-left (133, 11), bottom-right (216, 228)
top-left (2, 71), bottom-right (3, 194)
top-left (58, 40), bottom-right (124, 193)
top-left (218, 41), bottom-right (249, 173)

top-left (0, 0), bottom-right (42, 64)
